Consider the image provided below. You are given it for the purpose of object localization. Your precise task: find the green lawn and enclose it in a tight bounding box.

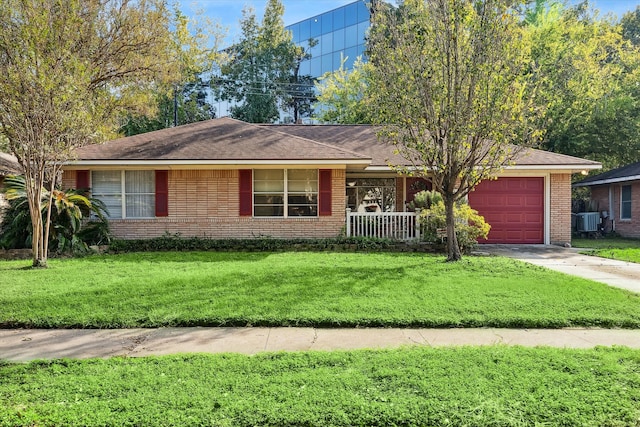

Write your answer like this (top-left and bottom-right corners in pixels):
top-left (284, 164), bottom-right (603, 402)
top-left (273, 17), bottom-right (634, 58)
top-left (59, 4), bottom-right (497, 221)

top-left (1, 346), bottom-right (639, 426)
top-left (2, 252), bottom-right (640, 328)
top-left (573, 236), bottom-right (640, 263)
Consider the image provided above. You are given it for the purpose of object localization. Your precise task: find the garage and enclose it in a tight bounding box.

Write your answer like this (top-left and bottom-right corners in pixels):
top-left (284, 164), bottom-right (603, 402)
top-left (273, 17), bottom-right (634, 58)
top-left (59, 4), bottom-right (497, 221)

top-left (468, 177), bottom-right (544, 244)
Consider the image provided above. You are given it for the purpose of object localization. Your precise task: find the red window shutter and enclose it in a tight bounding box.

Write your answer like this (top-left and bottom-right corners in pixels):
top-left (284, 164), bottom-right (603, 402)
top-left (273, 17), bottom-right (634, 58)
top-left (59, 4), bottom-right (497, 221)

top-left (319, 169), bottom-right (332, 216)
top-left (155, 170), bottom-right (169, 217)
top-left (239, 169), bottom-right (252, 216)
top-left (76, 170), bottom-right (90, 189)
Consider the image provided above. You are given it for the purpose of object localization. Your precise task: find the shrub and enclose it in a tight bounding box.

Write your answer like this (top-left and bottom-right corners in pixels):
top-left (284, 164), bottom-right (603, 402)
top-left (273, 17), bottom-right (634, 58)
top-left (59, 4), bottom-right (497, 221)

top-left (107, 234), bottom-right (430, 253)
top-left (0, 175), bottom-right (111, 253)
top-left (420, 200), bottom-right (490, 253)
top-left (407, 190), bottom-right (442, 210)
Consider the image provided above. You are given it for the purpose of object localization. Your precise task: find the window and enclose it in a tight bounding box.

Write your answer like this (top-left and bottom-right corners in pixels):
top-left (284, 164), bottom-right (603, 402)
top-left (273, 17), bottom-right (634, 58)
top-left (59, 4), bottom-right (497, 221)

top-left (321, 11), bottom-right (333, 34)
top-left (621, 185), bottom-right (632, 220)
top-left (344, 2), bottom-right (358, 27)
top-left (333, 28), bottom-right (345, 51)
top-left (332, 7), bottom-right (345, 28)
top-left (321, 32), bottom-right (333, 55)
top-left (346, 178), bottom-right (397, 212)
top-left (254, 169), bottom-right (318, 217)
top-left (92, 170), bottom-right (155, 218)
top-left (125, 171), bottom-right (155, 218)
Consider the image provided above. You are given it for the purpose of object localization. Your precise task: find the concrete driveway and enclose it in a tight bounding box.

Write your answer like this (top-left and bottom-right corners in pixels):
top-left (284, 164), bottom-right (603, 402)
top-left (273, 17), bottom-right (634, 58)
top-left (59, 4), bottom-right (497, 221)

top-left (483, 245), bottom-right (640, 293)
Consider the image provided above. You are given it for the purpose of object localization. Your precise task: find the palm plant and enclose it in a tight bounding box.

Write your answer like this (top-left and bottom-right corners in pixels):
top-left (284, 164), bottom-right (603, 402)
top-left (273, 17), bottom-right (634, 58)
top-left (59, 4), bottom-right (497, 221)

top-left (0, 175), bottom-right (110, 252)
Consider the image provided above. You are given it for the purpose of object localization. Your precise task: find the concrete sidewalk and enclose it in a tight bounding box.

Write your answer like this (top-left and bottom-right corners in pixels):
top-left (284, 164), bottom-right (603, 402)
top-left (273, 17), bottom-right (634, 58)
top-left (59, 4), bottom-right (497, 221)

top-left (482, 244), bottom-right (640, 293)
top-left (2, 327), bottom-right (640, 362)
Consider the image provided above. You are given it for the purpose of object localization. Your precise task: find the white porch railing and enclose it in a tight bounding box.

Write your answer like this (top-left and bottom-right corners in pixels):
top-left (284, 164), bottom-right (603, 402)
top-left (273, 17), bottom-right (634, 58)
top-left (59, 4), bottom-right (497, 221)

top-left (345, 208), bottom-right (421, 241)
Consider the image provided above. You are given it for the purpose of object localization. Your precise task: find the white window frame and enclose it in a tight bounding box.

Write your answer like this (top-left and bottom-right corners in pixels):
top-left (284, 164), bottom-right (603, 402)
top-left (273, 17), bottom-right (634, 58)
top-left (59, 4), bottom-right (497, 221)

top-left (253, 169), bottom-right (319, 218)
top-left (620, 184), bottom-right (632, 220)
top-left (91, 170), bottom-right (155, 219)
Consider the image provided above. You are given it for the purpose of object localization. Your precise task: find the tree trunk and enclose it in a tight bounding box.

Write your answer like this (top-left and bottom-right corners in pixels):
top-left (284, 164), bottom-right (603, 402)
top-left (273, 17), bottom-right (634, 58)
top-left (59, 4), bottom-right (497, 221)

top-left (28, 185), bottom-right (48, 268)
top-left (25, 167), bottom-right (49, 268)
top-left (444, 196), bottom-right (462, 262)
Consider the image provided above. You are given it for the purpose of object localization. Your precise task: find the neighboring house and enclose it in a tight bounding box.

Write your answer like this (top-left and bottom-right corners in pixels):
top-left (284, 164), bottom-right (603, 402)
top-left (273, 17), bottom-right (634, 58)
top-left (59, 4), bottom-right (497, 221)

top-left (573, 161), bottom-right (640, 238)
top-left (0, 152), bottom-right (21, 222)
top-left (62, 117), bottom-right (601, 245)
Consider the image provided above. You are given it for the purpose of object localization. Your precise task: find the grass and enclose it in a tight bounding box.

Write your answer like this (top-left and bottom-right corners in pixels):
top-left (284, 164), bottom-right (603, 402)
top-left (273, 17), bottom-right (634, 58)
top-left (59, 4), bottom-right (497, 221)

top-left (1, 346), bottom-right (639, 426)
top-left (573, 236), bottom-right (640, 263)
top-left (2, 252), bottom-right (640, 328)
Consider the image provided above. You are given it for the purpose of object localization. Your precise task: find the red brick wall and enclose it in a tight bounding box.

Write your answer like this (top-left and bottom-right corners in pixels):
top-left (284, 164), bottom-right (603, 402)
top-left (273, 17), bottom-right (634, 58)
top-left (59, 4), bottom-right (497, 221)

top-left (583, 182), bottom-right (640, 238)
top-left (589, 185), bottom-right (609, 214)
top-left (615, 181), bottom-right (640, 237)
top-left (63, 169), bottom-right (347, 239)
top-left (587, 182), bottom-right (640, 238)
top-left (550, 173), bottom-right (571, 245)
top-left (61, 170), bottom-right (77, 190)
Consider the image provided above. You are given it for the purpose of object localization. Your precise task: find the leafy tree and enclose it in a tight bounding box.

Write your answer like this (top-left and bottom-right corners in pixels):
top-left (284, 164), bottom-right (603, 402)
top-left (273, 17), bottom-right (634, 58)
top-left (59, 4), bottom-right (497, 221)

top-left (120, 78), bottom-right (216, 136)
top-left (215, 0), bottom-right (297, 123)
top-left (284, 39), bottom-right (318, 123)
top-left (314, 56), bottom-right (374, 124)
top-left (525, 1), bottom-right (640, 170)
top-left (368, 0), bottom-right (540, 261)
top-left (119, 10), bottom-right (224, 136)
top-left (0, 0), bottom-right (218, 267)
top-left (622, 5), bottom-right (640, 46)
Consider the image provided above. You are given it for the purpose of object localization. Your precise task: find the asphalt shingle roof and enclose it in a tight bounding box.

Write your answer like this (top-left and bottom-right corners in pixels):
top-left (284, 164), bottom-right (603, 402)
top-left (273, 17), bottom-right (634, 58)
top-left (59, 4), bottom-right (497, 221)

top-left (76, 118), bottom-right (368, 162)
top-left (72, 117), bottom-right (601, 170)
top-left (267, 124), bottom-right (601, 168)
top-left (574, 161), bottom-right (640, 187)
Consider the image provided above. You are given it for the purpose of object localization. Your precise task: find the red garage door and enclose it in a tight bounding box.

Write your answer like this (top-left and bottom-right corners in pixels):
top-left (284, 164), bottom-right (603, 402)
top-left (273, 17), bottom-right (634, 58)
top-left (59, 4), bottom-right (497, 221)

top-left (468, 177), bottom-right (544, 244)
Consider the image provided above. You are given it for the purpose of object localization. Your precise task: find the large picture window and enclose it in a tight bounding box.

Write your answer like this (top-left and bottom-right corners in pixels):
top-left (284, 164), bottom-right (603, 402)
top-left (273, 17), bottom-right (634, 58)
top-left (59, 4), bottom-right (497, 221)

top-left (621, 185), bottom-right (632, 220)
top-left (92, 170), bottom-right (155, 218)
top-left (346, 178), bottom-right (396, 212)
top-left (254, 169), bottom-right (318, 217)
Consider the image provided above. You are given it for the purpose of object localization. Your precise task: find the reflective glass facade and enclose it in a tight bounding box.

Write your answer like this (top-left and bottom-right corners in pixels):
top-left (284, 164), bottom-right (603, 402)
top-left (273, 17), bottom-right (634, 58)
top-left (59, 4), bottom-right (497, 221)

top-left (214, 1), bottom-right (371, 120)
top-left (287, 0), bottom-right (370, 78)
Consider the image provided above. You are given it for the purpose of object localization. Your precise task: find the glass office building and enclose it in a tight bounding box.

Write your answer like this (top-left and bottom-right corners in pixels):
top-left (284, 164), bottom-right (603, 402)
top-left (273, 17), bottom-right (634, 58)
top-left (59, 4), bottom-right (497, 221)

top-left (287, 0), bottom-right (371, 78)
top-left (215, 0), bottom-right (371, 120)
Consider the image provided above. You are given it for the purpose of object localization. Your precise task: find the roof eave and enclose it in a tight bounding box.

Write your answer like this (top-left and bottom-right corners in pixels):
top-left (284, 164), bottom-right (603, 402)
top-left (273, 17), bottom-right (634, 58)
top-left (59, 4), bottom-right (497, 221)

top-left (65, 159), bottom-right (372, 168)
top-left (363, 164), bottom-right (602, 172)
top-left (573, 174), bottom-right (640, 187)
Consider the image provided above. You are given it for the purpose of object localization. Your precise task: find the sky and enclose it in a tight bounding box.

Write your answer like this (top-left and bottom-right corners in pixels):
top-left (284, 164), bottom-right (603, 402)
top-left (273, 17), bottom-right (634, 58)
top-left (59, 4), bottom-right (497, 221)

top-left (177, 0), bottom-right (640, 45)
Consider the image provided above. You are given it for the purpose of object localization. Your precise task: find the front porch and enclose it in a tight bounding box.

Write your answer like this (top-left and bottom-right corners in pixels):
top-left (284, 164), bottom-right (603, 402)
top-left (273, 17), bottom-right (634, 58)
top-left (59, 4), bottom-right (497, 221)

top-left (344, 175), bottom-right (428, 240)
top-left (345, 209), bottom-right (421, 240)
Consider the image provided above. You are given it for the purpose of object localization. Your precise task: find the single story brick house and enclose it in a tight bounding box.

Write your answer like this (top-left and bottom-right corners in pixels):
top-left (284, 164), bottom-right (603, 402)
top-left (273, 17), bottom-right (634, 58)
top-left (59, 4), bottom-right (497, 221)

top-left (573, 161), bottom-right (640, 238)
top-left (62, 117), bottom-right (601, 245)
